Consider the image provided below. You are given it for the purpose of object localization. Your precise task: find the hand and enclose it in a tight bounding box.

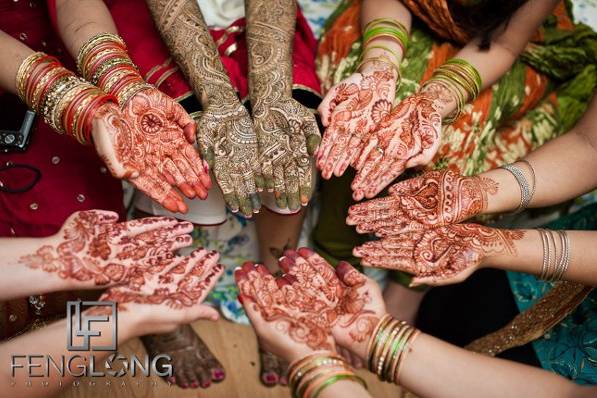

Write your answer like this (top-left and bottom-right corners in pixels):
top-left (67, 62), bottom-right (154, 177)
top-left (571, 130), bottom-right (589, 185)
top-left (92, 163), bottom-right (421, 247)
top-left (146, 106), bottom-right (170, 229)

top-left (100, 247), bottom-right (224, 335)
top-left (350, 86), bottom-right (450, 201)
top-left (354, 224), bottom-right (524, 285)
top-left (235, 261), bottom-right (331, 362)
top-left (347, 169), bottom-right (498, 236)
top-left (17, 210), bottom-right (194, 288)
top-left (253, 98), bottom-right (320, 210)
top-left (92, 89), bottom-right (212, 214)
top-left (197, 102), bottom-right (263, 217)
top-left (317, 63), bottom-right (397, 179)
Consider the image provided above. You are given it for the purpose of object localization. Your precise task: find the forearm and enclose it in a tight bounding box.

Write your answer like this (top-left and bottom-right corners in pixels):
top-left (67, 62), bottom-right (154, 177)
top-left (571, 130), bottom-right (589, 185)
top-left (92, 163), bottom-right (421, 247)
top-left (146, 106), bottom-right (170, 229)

top-left (400, 332), bottom-right (590, 398)
top-left (146, 0), bottom-right (239, 107)
top-left (0, 31), bottom-right (35, 93)
top-left (486, 229), bottom-right (597, 286)
top-left (55, 0), bottom-right (118, 59)
top-left (359, 0), bottom-right (411, 77)
top-left (246, 0), bottom-right (295, 103)
top-left (0, 314), bottom-right (135, 398)
top-left (431, 0), bottom-right (558, 118)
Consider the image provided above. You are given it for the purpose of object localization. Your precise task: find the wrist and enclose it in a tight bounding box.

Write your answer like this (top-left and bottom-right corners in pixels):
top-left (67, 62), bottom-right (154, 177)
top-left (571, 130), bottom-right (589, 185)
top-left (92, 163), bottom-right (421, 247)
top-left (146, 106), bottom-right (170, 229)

top-left (419, 80), bottom-right (457, 119)
top-left (478, 168), bottom-right (524, 214)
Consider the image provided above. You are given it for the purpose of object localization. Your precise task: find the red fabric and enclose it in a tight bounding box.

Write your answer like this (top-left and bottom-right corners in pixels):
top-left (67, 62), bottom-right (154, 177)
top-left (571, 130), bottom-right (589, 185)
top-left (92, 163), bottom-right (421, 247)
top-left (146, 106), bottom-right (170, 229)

top-left (0, 0), bottom-right (124, 238)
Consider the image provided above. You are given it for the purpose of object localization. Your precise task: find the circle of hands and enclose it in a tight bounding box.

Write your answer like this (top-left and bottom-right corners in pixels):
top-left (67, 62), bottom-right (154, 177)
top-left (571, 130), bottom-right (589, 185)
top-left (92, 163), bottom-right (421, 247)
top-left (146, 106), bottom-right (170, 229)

top-left (21, 210), bottom-right (224, 333)
top-left (92, 88), bottom-right (212, 214)
top-left (316, 65), bottom-right (444, 201)
top-left (253, 97), bottom-right (321, 211)
top-left (197, 101), bottom-right (263, 217)
top-left (346, 168), bottom-right (522, 286)
top-left (235, 248), bottom-right (386, 362)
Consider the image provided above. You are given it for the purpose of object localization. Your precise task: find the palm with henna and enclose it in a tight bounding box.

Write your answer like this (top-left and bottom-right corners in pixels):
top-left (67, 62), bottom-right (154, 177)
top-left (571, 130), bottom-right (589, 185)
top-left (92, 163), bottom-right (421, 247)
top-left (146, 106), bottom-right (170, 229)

top-left (317, 62), bottom-right (397, 180)
top-left (350, 85), bottom-right (451, 201)
top-left (347, 168), bottom-right (498, 236)
top-left (354, 224), bottom-right (525, 286)
top-left (100, 247), bottom-right (224, 335)
top-left (92, 89), bottom-right (212, 214)
top-left (18, 209), bottom-right (195, 288)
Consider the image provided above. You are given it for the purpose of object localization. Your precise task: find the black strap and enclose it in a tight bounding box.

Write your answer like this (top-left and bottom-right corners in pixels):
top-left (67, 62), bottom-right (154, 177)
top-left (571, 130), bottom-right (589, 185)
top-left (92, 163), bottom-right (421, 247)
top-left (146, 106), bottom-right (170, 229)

top-left (0, 163), bottom-right (41, 193)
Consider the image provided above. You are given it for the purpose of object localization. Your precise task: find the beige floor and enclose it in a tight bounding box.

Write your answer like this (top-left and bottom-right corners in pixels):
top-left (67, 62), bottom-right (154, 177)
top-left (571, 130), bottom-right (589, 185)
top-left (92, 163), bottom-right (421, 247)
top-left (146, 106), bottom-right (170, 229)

top-left (58, 318), bottom-right (403, 398)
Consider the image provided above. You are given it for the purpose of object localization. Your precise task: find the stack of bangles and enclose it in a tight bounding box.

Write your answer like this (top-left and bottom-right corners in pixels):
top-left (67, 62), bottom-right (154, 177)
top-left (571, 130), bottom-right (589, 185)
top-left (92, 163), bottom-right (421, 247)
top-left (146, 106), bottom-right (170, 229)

top-left (537, 228), bottom-right (571, 282)
top-left (288, 352), bottom-right (367, 398)
top-left (421, 57), bottom-right (482, 124)
top-left (16, 52), bottom-right (117, 144)
top-left (77, 32), bottom-right (151, 106)
top-left (368, 314), bottom-right (420, 384)
top-left (357, 18), bottom-right (409, 82)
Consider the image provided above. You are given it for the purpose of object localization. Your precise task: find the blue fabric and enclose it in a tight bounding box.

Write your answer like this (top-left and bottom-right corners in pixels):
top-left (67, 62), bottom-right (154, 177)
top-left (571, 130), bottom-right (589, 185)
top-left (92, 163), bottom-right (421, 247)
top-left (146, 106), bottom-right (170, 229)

top-left (507, 202), bottom-right (597, 384)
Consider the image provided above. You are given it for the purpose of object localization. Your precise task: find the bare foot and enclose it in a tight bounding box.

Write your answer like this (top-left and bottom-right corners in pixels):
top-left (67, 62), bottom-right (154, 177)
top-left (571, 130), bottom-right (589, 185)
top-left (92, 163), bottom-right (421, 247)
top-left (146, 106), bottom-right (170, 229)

top-left (259, 347), bottom-right (289, 386)
top-left (383, 280), bottom-right (428, 325)
top-left (141, 324), bottom-right (225, 389)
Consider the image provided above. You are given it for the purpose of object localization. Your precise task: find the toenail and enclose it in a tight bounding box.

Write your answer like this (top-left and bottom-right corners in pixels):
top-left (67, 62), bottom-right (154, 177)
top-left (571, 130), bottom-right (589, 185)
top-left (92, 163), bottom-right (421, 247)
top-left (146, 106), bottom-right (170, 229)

top-left (181, 382), bottom-right (189, 389)
top-left (213, 369), bottom-right (225, 380)
top-left (167, 376), bottom-right (176, 384)
top-left (264, 373), bottom-right (278, 384)
top-left (201, 380), bottom-right (211, 388)
top-left (190, 381), bottom-right (199, 388)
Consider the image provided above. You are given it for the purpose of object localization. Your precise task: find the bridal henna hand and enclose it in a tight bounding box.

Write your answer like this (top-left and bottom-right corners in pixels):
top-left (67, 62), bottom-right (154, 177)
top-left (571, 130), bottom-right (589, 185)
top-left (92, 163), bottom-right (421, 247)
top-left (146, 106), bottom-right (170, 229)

top-left (354, 224), bottom-right (525, 285)
top-left (317, 63), bottom-right (397, 179)
top-left (247, 0), bottom-right (320, 210)
top-left (92, 89), bottom-right (212, 214)
top-left (18, 210), bottom-right (194, 287)
top-left (235, 261), bottom-right (335, 361)
top-left (99, 247), bottom-right (224, 333)
top-left (347, 169), bottom-right (499, 236)
top-left (147, 0), bottom-right (263, 217)
top-left (351, 84), bottom-right (453, 201)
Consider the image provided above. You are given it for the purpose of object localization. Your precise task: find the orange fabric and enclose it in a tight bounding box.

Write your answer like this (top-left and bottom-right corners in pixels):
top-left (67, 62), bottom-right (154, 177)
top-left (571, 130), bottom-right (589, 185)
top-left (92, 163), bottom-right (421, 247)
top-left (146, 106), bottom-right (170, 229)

top-left (317, 0), bottom-right (361, 66)
top-left (401, 0), bottom-right (470, 44)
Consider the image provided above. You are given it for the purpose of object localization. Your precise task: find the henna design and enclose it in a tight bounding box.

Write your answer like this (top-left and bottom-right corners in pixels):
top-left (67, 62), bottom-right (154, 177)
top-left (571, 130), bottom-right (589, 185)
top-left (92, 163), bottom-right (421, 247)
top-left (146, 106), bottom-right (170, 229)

top-left (18, 210), bottom-right (193, 286)
top-left (92, 95), bottom-right (211, 214)
top-left (354, 224), bottom-right (525, 281)
top-left (147, 0), bottom-right (262, 216)
top-left (246, 0), bottom-right (320, 209)
top-left (100, 248), bottom-right (224, 311)
top-left (317, 62), bottom-right (397, 179)
top-left (351, 84), bottom-right (454, 201)
top-left (236, 248), bottom-right (379, 351)
top-left (347, 169), bottom-right (498, 236)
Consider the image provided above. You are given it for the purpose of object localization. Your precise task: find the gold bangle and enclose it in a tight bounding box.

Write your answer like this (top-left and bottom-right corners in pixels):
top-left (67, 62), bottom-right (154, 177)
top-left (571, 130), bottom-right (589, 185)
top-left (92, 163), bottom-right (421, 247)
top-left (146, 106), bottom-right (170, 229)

top-left (77, 32), bottom-right (127, 75)
top-left (16, 52), bottom-right (47, 103)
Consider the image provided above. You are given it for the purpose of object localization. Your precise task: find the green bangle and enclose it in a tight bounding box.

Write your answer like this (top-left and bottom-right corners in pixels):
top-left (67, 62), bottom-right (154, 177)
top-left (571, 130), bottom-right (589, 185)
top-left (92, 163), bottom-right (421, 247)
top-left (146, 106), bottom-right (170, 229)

top-left (312, 374), bottom-right (368, 398)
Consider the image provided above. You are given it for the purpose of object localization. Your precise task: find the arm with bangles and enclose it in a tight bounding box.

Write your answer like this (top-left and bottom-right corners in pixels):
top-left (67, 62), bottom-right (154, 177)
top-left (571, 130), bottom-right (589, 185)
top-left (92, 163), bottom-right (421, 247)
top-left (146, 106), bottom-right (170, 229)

top-left (236, 250), bottom-right (596, 398)
top-left (348, 95), bottom-right (597, 286)
top-left (246, 0), bottom-right (320, 211)
top-left (349, 0), bottom-right (560, 200)
top-left (145, 0), bottom-right (263, 217)
top-left (316, 0), bottom-right (411, 179)
top-left (0, 246), bottom-right (224, 398)
top-left (53, 0), bottom-right (212, 213)
top-left (0, 210), bottom-right (195, 300)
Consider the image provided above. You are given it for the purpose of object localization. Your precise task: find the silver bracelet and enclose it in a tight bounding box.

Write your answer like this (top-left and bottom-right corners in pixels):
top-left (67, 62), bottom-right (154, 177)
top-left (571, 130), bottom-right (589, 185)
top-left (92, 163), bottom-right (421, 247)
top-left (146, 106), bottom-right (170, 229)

top-left (538, 229), bottom-right (571, 282)
top-left (538, 229), bottom-right (549, 280)
top-left (553, 230), bottom-right (571, 281)
top-left (500, 160), bottom-right (536, 213)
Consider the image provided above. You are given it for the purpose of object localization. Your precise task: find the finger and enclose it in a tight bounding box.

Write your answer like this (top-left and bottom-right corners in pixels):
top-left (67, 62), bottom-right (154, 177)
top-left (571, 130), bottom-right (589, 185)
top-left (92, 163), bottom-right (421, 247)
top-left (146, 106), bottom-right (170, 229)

top-left (316, 124), bottom-right (339, 171)
top-left (333, 133), bottom-right (362, 177)
top-left (119, 217), bottom-right (187, 237)
top-left (297, 247), bottom-right (335, 274)
top-left (298, 157), bottom-right (313, 206)
top-left (172, 102), bottom-right (196, 144)
top-left (81, 209), bottom-right (120, 224)
top-left (234, 175), bottom-right (254, 218)
top-left (352, 132), bottom-right (379, 171)
top-left (360, 254), bottom-right (416, 272)
top-left (318, 87), bottom-right (339, 127)
top-left (284, 163), bottom-right (301, 212)
top-left (301, 112), bottom-right (321, 155)
top-left (273, 165), bottom-right (287, 209)
top-left (187, 304), bottom-right (220, 322)
top-left (181, 144), bottom-right (212, 193)
top-left (351, 148), bottom-right (384, 201)
top-left (321, 128), bottom-right (351, 179)
top-left (346, 198), bottom-right (396, 226)
top-left (217, 172), bottom-right (240, 214)
top-left (131, 171), bottom-right (187, 213)
top-left (364, 158), bottom-right (408, 199)
top-left (173, 153), bottom-right (207, 199)
top-left (162, 157), bottom-right (196, 199)
top-left (335, 261), bottom-right (365, 286)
